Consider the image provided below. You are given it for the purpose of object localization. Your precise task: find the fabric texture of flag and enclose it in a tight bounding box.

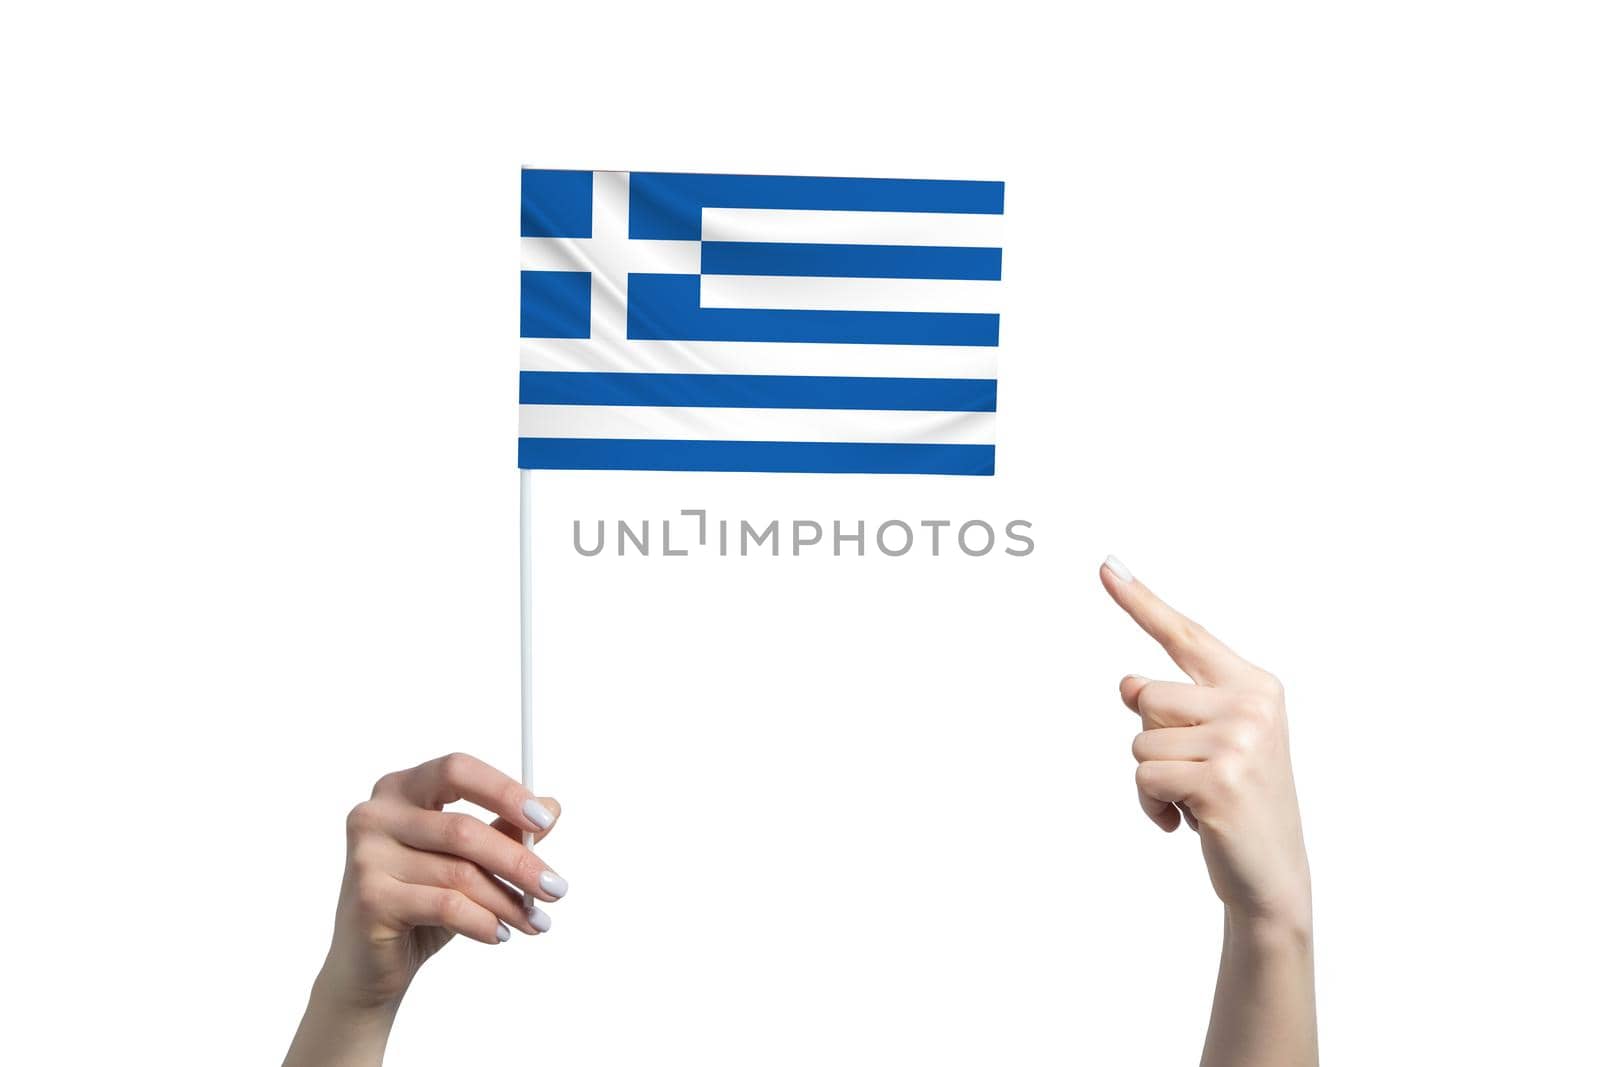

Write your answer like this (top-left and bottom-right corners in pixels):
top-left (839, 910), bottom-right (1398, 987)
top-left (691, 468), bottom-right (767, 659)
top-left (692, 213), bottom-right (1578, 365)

top-left (519, 170), bottom-right (1003, 475)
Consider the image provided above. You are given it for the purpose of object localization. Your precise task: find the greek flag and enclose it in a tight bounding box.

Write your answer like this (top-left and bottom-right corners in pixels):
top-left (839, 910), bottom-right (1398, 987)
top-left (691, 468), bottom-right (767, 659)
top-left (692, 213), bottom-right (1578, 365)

top-left (519, 170), bottom-right (1003, 475)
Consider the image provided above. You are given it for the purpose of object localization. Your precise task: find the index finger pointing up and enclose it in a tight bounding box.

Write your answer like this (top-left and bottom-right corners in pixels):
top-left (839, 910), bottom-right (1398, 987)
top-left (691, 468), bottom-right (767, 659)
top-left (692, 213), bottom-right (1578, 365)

top-left (1100, 556), bottom-right (1247, 685)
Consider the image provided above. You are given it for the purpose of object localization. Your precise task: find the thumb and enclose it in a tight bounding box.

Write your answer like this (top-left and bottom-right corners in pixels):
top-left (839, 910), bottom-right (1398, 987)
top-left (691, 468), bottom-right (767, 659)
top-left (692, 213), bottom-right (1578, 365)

top-left (1120, 674), bottom-right (1181, 831)
top-left (1119, 674), bottom-right (1152, 717)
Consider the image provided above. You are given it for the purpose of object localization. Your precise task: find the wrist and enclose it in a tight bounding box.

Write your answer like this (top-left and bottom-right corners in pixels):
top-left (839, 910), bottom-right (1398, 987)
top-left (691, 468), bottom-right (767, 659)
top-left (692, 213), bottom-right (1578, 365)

top-left (1224, 902), bottom-right (1314, 955)
top-left (1223, 857), bottom-right (1314, 947)
top-left (285, 974), bottom-right (400, 1067)
top-left (308, 964), bottom-right (406, 1023)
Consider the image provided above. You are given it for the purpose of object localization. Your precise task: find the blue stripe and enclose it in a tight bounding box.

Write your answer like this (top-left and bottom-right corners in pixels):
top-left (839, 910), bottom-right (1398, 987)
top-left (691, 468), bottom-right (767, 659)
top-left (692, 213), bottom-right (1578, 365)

top-left (700, 242), bottom-right (1002, 281)
top-left (519, 371), bottom-right (996, 412)
top-left (518, 438), bottom-right (995, 475)
top-left (627, 274), bottom-right (998, 347)
top-left (630, 173), bottom-right (1005, 240)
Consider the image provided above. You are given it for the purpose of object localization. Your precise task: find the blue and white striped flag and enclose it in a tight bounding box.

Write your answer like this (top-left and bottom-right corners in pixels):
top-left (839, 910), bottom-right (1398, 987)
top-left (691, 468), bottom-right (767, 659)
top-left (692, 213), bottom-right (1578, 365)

top-left (519, 170), bottom-right (1003, 475)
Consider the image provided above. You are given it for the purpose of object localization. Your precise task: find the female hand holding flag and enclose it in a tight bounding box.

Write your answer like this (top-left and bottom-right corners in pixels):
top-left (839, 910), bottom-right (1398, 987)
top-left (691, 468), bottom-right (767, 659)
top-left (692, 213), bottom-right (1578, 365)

top-left (284, 754), bottom-right (567, 1067)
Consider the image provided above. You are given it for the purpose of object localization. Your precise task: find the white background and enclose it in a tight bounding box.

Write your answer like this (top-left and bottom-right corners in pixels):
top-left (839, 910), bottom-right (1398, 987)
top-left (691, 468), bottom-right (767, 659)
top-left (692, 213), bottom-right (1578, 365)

top-left (2, 3), bottom-right (1597, 1063)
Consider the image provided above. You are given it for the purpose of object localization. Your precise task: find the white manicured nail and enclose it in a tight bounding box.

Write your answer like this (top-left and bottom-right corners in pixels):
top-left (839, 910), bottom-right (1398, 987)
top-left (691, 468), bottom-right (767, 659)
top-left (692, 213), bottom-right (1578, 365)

top-left (1104, 555), bottom-right (1133, 583)
top-left (496, 921), bottom-right (511, 943)
top-left (539, 870), bottom-right (568, 899)
top-left (524, 799), bottom-right (555, 830)
top-left (527, 905), bottom-right (552, 933)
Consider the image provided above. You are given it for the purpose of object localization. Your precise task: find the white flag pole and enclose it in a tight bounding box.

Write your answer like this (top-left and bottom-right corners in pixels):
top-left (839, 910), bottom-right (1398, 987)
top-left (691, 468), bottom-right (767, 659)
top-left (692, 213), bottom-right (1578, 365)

top-left (519, 469), bottom-right (536, 848)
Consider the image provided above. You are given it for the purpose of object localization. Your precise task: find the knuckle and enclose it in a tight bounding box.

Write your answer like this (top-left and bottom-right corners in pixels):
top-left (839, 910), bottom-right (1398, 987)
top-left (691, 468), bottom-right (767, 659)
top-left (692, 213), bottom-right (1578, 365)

top-left (345, 801), bottom-right (380, 838)
top-left (439, 812), bottom-right (477, 852)
top-left (352, 874), bottom-right (387, 914)
top-left (439, 751), bottom-right (475, 784)
top-left (1133, 762), bottom-right (1159, 793)
top-left (1236, 692), bottom-right (1278, 723)
top-left (1130, 731), bottom-right (1153, 761)
top-left (446, 858), bottom-right (479, 891)
top-left (1217, 720), bottom-right (1259, 753)
top-left (435, 889), bottom-right (468, 926)
top-left (1208, 756), bottom-right (1245, 797)
top-left (347, 835), bottom-right (384, 875)
top-left (370, 771), bottom-right (402, 798)
top-left (1169, 618), bottom-right (1204, 654)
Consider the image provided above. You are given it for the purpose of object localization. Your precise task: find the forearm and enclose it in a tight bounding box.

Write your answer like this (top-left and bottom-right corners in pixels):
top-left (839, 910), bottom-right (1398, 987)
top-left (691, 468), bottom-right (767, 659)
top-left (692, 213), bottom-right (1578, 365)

top-left (1201, 908), bottom-right (1317, 1067)
top-left (283, 970), bottom-right (399, 1067)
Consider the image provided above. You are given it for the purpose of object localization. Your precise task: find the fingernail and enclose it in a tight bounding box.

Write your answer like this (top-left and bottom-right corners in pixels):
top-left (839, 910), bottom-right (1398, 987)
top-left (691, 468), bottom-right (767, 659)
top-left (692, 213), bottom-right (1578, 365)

top-left (496, 921), bottom-right (511, 943)
top-left (523, 798), bottom-right (555, 830)
top-left (1104, 555), bottom-right (1133, 583)
top-left (527, 904), bottom-right (552, 933)
top-left (539, 870), bottom-right (569, 899)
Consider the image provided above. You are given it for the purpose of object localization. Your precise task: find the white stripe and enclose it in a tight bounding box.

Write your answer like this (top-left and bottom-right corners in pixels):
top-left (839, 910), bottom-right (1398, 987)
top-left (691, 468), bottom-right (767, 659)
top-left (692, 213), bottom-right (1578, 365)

top-left (519, 235), bottom-right (700, 275)
top-left (520, 339), bottom-right (998, 379)
top-left (699, 274), bottom-right (1000, 314)
top-left (519, 405), bottom-right (994, 445)
top-left (700, 208), bottom-right (1002, 247)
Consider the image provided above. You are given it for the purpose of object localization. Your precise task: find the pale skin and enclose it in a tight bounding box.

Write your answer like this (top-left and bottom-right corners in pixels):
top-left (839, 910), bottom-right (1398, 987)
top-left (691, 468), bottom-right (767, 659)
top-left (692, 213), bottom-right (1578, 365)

top-left (286, 560), bottom-right (1315, 1065)
top-left (284, 753), bottom-right (567, 1067)
top-left (1102, 555), bottom-right (1317, 1065)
